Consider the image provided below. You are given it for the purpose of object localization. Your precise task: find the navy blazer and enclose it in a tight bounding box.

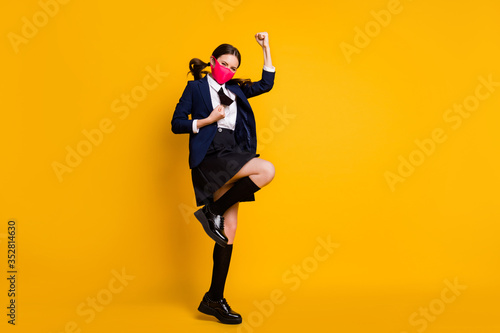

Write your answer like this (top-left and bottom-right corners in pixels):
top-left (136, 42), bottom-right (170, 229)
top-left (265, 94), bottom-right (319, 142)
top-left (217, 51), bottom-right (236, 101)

top-left (171, 69), bottom-right (275, 169)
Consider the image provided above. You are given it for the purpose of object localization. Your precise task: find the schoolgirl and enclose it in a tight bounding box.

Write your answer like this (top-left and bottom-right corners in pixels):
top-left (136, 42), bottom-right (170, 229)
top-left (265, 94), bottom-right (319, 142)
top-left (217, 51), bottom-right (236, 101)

top-left (171, 32), bottom-right (276, 324)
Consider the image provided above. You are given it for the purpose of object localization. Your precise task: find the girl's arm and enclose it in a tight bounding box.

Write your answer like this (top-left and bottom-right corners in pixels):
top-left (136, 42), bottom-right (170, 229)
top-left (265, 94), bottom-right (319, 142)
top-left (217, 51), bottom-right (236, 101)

top-left (196, 105), bottom-right (225, 131)
top-left (171, 82), bottom-right (194, 134)
top-left (240, 32), bottom-right (275, 99)
top-left (172, 82), bottom-right (226, 134)
top-left (255, 32), bottom-right (273, 69)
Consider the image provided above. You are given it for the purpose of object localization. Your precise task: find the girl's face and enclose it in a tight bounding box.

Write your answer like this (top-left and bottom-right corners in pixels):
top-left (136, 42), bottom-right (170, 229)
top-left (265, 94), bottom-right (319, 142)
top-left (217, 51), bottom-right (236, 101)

top-left (212, 54), bottom-right (239, 73)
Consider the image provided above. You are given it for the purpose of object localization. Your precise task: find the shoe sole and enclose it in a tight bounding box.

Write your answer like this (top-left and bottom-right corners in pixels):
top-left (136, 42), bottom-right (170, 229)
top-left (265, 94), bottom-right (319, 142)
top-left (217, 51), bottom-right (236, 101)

top-left (198, 301), bottom-right (242, 325)
top-left (194, 209), bottom-right (227, 247)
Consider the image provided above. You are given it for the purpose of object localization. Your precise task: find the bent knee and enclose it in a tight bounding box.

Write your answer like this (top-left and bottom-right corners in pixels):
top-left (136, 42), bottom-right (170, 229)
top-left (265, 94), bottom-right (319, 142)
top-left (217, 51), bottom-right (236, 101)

top-left (261, 160), bottom-right (275, 184)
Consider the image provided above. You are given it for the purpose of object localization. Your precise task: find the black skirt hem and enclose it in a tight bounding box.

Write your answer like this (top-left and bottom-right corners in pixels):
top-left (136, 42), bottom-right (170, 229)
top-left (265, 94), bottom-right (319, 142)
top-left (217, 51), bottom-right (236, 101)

top-left (191, 128), bottom-right (259, 207)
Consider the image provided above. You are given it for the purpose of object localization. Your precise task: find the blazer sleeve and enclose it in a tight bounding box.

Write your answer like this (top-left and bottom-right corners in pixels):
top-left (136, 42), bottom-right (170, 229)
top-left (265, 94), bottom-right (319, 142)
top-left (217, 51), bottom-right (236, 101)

top-left (171, 81), bottom-right (194, 134)
top-left (240, 69), bottom-right (275, 99)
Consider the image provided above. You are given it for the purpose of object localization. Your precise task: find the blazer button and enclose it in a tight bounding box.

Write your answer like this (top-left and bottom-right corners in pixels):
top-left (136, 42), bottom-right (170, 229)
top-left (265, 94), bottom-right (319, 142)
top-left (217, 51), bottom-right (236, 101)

top-left (218, 128), bottom-right (222, 132)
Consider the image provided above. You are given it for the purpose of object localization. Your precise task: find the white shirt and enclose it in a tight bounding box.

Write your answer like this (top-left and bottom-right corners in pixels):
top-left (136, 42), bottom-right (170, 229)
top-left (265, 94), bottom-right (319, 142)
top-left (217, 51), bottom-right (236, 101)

top-left (207, 73), bottom-right (238, 130)
top-left (192, 65), bottom-right (276, 133)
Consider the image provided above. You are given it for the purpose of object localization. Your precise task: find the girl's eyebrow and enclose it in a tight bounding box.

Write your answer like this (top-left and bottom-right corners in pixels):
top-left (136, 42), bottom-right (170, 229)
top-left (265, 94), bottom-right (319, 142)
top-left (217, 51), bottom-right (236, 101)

top-left (222, 61), bottom-right (237, 70)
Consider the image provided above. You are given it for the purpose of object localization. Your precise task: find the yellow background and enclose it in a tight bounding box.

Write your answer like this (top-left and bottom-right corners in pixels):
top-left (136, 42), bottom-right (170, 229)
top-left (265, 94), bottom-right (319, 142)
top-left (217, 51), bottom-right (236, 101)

top-left (1, 0), bottom-right (499, 332)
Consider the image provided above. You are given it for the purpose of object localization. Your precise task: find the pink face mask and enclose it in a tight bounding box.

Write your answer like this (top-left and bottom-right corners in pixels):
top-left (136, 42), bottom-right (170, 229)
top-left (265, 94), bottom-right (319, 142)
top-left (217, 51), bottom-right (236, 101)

top-left (210, 56), bottom-right (235, 85)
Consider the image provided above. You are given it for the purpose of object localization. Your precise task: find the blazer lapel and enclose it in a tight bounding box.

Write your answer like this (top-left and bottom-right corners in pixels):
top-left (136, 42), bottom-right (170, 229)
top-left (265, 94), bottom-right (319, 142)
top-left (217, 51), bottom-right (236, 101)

top-left (198, 76), bottom-right (213, 114)
top-left (226, 84), bottom-right (250, 109)
top-left (226, 83), bottom-right (254, 150)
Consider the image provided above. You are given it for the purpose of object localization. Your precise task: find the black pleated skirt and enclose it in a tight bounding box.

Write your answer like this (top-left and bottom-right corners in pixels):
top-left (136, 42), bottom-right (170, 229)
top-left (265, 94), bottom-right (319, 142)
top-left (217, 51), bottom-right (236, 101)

top-left (191, 128), bottom-right (259, 207)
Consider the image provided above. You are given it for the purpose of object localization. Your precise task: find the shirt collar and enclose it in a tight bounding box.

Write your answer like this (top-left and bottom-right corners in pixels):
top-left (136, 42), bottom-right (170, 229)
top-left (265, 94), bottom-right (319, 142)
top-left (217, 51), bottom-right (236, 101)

top-left (207, 73), bottom-right (225, 91)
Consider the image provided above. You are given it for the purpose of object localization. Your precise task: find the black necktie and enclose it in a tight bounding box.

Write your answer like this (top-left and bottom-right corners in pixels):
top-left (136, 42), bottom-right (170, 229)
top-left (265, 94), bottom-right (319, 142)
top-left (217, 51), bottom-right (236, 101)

top-left (218, 87), bottom-right (234, 106)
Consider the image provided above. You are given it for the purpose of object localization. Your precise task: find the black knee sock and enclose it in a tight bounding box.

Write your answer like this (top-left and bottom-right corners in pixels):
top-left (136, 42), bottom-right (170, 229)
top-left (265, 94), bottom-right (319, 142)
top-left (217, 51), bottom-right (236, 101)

top-left (207, 243), bottom-right (233, 300)
top-left (210, 176), bottom-right (261, 216)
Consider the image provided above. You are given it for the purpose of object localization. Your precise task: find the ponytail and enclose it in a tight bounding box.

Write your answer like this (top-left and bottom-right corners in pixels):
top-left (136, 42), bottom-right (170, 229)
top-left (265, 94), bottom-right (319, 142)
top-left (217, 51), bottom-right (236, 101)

top-left (228, 77), bottom-right (253, 89)
top-left (188, 58), bottom-right (210, 80)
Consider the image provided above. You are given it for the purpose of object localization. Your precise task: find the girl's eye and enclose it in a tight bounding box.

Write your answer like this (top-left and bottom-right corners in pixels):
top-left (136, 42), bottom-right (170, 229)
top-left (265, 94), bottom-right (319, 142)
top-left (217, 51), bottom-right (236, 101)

top-left (222, 62), bottom-right (236, 72)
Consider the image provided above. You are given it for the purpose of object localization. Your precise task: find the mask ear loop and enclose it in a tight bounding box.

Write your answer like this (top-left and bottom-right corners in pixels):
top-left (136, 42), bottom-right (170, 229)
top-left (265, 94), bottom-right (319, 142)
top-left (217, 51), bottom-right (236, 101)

top-left (210, 56), bottom-right (217, 67)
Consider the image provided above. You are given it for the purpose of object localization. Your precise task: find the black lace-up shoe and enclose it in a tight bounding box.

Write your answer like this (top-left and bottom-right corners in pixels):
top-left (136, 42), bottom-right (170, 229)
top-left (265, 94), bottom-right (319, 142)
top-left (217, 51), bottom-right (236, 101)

top-left (194, 205), bottom-right (228, 247)
top-left (198, 293), bottom-right (242, 324)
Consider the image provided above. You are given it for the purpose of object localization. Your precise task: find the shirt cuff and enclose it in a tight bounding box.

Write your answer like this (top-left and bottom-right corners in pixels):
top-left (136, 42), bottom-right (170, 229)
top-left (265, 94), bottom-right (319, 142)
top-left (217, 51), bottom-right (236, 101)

top-left (263, 65), bottom-right (275, 72)
top-left (192, 119), bottom-right (199, 133)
